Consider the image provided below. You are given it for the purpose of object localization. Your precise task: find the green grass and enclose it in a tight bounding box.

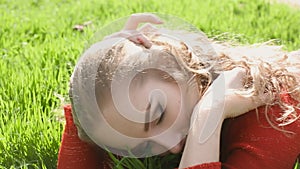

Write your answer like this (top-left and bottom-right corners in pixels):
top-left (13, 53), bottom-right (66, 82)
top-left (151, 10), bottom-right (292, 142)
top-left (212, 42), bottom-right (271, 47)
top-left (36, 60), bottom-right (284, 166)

top-left (0, 0), bottom-right (299, 168)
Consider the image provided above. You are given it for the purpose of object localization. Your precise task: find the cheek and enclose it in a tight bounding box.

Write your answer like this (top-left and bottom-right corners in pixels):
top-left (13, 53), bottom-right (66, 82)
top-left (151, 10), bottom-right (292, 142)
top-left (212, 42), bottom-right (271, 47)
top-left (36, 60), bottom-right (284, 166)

top-left (166, 100), bottom-right (181, 124)
top-left (168, 97), bottom-right (194, 133)
top-left (164, 97), bottom-right (191, 131)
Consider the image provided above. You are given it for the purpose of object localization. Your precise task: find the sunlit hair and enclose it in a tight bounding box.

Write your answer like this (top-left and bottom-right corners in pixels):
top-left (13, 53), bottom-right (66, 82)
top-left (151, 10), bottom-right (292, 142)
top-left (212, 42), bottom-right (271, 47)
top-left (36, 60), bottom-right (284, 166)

top-left (212, 43), bottom-right (300, 128)
top-left (153, 35), bottom-right (300, 129)
top-left (70, 30), bottom-right (300, 142)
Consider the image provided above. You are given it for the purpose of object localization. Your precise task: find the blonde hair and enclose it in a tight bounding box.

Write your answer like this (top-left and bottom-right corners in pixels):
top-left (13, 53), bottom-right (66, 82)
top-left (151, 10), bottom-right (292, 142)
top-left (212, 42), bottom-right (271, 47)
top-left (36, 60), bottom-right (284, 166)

top-left (70, 30), bottom-right (300, 142)
top-left (212, 43), bottom-right (300, 127)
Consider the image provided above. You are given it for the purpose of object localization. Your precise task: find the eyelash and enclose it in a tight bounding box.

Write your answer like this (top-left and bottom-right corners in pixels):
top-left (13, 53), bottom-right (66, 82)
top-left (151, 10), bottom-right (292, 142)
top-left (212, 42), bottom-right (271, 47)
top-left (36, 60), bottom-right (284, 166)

top-left (156, 104), bottom-right (165, 125)
top-left (145, 103), bottom-right (165, 132)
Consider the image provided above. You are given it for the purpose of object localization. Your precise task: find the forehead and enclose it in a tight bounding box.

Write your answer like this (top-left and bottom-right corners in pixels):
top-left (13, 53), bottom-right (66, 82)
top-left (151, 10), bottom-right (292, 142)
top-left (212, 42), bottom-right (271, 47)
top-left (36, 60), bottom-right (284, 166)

top-left (119, 40), bottom-right (191, 80)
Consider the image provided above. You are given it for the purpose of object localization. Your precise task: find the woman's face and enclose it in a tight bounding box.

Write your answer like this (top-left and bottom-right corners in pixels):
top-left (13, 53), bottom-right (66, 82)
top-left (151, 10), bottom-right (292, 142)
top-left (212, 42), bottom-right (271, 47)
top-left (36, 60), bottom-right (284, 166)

top-left (97, 69), bottom-right (200, 156)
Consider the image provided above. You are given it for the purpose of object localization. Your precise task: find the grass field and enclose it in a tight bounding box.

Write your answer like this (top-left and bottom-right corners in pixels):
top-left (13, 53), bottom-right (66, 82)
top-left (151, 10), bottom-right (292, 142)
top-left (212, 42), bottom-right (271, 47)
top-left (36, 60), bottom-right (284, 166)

top-left (0, 0), bottom-right (300, 168)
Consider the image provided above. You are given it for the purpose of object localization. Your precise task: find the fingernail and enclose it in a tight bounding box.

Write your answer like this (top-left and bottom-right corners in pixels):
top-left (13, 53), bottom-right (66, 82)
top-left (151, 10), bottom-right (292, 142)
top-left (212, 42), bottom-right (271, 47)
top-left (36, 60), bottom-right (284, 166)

top-left (144, 42), bottom-right (152, 49)
top-left (137, 37), bottom-right (143, 43)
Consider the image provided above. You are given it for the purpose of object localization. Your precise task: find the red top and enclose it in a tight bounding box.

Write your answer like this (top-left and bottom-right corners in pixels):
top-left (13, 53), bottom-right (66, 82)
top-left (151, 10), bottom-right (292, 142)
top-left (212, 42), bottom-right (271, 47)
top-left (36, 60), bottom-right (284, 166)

top-left (57, 94), bottom-right (300, 169)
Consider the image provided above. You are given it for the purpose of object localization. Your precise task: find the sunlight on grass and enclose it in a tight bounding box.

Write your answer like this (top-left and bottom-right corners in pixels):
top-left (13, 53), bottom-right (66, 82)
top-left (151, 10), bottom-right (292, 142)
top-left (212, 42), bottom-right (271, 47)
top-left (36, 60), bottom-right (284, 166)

top-left (0, 0), bottom-right (299, 168)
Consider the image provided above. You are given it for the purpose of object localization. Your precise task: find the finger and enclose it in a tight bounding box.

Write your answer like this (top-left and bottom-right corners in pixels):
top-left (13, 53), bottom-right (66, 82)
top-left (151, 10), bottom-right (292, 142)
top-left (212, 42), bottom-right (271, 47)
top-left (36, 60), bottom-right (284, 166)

top-left (104, 30), bottom-right (139, 40)
top-left (232, 67), bottom-right (246, 77)
top-left (124, 13), bottom-right (163, 30)
top-left (104, 30), bottom-right (152, 48)
top-left (223, 67), bottom-right (246, 89)
top-left (136, 35), bottom-right (152, 49)
top-left (138, 23), bottom-right (159, 33)
top-left (128, 34), bottom-right (152, 49)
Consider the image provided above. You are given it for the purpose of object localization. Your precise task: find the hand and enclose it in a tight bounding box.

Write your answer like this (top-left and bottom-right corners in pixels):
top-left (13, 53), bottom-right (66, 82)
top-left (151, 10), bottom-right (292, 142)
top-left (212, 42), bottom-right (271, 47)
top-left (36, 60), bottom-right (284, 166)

top-left (179, 67), bottom-right (264, 168)
top-left (212, 67), bottom-right (264, 118)
top-left (195, 67), bottom-right (264, 120)
top-left (104, 13), bottom-right (163, 48)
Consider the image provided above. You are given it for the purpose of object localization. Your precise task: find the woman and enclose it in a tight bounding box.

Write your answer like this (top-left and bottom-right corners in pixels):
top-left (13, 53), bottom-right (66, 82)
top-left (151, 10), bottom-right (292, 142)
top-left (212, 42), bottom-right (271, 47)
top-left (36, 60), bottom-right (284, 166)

top-left (57, 13), bottom-right (300, 169)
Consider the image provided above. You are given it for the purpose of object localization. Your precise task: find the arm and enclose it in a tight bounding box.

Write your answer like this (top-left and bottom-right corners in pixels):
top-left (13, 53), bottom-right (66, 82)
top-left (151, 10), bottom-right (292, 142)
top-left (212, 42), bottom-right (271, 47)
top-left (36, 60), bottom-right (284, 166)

top-left (57, 105), bottom-right (111, 169)
top-left (179, 68), bottom-right (264, 168)
top-left (180, 93), bottom-right (300, 169)
top-left (220, 96), bottom-right (300, 169)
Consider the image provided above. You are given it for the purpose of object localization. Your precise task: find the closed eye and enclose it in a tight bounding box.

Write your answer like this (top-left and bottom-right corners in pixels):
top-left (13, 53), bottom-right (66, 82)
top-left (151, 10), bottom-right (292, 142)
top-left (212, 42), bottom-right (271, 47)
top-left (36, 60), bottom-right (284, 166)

top-left (144, 103), bottom-right (151, 131)
top-left (144, 102), bottom-right (165, 131)
top-left (156, 104), bottom-right (165, 125)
